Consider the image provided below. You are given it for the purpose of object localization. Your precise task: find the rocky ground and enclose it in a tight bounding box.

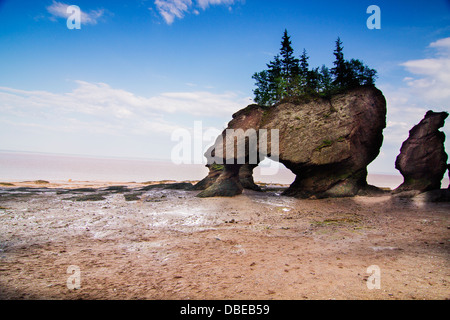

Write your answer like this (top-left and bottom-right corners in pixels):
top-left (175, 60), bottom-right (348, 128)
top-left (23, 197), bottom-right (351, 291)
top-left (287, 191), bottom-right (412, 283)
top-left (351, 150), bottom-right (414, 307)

top-left (0, 181), bottom-right (449, 300)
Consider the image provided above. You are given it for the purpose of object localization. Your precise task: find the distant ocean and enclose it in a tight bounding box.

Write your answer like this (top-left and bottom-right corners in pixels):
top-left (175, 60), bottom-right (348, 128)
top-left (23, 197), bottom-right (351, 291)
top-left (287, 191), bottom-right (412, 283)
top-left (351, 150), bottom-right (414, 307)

top-left (0, 151), bottom-right (448, 189)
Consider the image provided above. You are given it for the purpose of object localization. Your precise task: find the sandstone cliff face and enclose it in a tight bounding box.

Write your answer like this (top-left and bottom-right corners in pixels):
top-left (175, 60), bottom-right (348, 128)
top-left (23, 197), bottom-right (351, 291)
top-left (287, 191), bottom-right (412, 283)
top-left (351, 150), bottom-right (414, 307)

top-left (196, 86), bottom-right (387, 198)
top-left (394, 111), bottom-right (448, 193)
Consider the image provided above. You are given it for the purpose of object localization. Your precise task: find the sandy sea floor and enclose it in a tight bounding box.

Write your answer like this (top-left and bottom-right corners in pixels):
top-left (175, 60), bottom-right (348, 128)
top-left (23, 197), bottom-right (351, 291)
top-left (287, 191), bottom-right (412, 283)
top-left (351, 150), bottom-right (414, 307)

top-left (0, 180), bottom-right (449, 300)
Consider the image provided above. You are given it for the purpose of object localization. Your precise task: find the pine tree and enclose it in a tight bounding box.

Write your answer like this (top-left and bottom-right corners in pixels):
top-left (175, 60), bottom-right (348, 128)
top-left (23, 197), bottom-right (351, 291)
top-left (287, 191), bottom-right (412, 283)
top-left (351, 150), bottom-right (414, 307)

top-left (346, 59), bottom-right (364, 87)
top-left (307, 67), bottom-right (321, 93)
top-left (279, 30), bottom-right (300, 97)
top-left (252, 70), bottom-right (272, 106)
top-left (266, 54), bottom-right (283, 103)
top-left (299, 49), bottom-right (309, 77)
top-left (297, 49), bottom-right (309, 92)
top-left (349, 59), bottom-right (378, 86)
top-left (279, 30), bottom-right (300, 77)
top-left (331, 37), bottom-right (347, 89)
top-left (299, 49), bottom-right (324, 93)
top-left (363, 66), bottom-right (377, 85)
top-left (318, 65), bottom-right (333, 93)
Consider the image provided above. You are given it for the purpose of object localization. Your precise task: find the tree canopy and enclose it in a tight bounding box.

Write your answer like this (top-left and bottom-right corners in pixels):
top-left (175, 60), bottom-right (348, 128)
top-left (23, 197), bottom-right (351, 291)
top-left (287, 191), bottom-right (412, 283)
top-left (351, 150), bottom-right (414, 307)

top-left (252, 30), bottom-right (377, 106)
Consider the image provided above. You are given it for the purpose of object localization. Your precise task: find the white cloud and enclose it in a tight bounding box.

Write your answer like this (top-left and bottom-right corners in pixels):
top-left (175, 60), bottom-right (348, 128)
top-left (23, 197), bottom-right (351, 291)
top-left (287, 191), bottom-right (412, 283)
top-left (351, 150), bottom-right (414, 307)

top-left (152, 90), bottom-right (249, 116)
top-left (154, 0), bottom-right (192, 25)
top-left (400, 37), bottom-right (450, 105)
top-left (196, 0), bottom-right (237, 10)
top-left (47, 1), bottom-right (105, 25)
top-left (154, 0), bottom-right (240, 24)
top-left (0, 81), bottom-right (249, 137)
top-left (429, 37), bottom-right (450, 52)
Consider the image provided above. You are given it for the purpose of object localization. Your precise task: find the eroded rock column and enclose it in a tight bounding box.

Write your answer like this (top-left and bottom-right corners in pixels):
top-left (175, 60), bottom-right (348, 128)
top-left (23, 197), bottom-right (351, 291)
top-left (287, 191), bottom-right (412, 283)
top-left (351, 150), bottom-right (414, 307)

top-left (394, 111), bottom-right (449, 193)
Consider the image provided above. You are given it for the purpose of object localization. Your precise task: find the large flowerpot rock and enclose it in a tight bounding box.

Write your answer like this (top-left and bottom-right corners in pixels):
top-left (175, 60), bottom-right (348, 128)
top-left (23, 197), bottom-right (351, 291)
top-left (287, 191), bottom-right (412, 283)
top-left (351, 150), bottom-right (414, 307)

top-left (196, 86), bottom-right (387, 198)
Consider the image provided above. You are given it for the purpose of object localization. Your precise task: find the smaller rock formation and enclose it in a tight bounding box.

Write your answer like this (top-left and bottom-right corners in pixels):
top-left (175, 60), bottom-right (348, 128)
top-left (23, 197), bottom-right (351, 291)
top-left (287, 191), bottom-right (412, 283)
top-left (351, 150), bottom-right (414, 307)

top-left (394, 111), bottom-right (449, 193)
top-left (191, 146), bottom-right (261, 193)
top-left (197, 165), bottom-right (242, 198)
top-left (239, 164), bottom-right (262, 191)
top-left (191, 163), bottom-right (224, 191)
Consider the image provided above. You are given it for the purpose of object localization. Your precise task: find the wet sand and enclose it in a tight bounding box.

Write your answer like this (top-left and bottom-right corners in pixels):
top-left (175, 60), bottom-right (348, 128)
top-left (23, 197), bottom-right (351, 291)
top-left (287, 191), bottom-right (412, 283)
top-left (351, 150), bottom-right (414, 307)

top-left (0, 181), bottom-right (449, 300)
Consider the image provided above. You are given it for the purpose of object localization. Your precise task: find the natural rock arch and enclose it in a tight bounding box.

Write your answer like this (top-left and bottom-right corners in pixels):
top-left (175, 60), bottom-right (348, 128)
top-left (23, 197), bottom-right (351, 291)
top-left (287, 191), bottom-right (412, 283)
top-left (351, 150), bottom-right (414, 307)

top-left (194, 86), bottom-right (387, 199)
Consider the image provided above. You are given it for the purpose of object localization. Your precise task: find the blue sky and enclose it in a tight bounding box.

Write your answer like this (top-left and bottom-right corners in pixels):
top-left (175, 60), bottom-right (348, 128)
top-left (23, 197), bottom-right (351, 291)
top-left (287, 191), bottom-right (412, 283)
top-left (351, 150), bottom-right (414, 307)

top-left (0, 0), bottom-right (449, 175)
